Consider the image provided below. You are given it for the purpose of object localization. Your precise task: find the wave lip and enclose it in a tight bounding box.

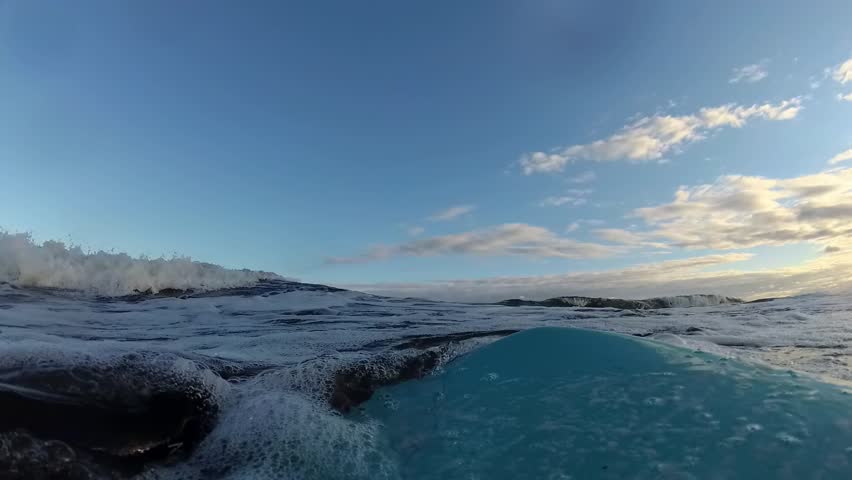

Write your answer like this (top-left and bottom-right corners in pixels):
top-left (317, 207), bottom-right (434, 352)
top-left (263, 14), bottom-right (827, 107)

top-left (0, 232), bottom-right (280, 296)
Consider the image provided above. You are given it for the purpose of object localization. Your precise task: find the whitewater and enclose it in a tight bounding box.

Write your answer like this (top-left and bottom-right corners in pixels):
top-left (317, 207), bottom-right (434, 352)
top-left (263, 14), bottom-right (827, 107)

top-left (3, 233), bottom-right (852, 479)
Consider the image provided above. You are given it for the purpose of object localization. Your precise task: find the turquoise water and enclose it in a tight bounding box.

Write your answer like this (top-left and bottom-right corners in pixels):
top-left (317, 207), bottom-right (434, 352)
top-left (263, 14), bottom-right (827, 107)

top-left (360, 328), bottom-right (852, 479)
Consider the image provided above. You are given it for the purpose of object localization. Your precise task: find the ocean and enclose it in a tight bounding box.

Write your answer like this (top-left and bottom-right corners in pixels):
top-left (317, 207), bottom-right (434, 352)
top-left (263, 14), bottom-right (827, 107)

top-left (2, 236), bottom-right (852, 478)
top-left (3, 279), bottom-right (852, 479)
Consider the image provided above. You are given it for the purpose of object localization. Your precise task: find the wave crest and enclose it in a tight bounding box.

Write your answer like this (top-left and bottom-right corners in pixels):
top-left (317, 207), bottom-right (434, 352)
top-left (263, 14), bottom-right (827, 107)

top-left (0, 232), bottom-right (279, 295)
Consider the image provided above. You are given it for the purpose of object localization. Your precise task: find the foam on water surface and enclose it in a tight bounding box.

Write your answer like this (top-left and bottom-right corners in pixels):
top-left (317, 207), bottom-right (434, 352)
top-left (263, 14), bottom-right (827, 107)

top-left (360, 328), bottom-right (852, 479)
top-left (2, 280), bottom-right (852, 478)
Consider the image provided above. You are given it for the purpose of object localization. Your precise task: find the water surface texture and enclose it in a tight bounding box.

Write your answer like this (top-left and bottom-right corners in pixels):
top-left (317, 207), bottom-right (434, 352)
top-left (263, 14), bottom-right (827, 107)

top-left (2, 280), bottom-right (852, 478)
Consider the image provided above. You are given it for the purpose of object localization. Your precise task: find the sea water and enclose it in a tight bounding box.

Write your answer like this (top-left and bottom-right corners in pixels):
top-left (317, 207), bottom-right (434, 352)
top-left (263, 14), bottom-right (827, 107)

top-left (2, 256), bottom-right (852, 478)
top-left (360, 328), bottom-right (852, 479)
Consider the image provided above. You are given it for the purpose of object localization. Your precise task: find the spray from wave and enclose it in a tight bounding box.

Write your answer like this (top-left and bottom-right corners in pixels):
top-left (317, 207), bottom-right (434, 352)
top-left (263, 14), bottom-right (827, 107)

top-left (0, 232), bottom-right (280, 296)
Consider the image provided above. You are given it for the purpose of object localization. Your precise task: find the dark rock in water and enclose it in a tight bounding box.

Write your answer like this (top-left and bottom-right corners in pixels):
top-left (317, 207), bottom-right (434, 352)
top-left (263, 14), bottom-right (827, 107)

top-left (0, 352), bottom-right (224, 477)
top-left (498, 294), bottom-right (742, 310)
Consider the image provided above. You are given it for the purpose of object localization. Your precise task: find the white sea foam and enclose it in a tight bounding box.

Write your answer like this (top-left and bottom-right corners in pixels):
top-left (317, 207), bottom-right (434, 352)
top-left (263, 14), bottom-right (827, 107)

top-left (649, 294), bottom-right (741, 308)
top-left (0, 232), bottom-right (279, 295)
top-left (551, 294), bottom-right (741, 308)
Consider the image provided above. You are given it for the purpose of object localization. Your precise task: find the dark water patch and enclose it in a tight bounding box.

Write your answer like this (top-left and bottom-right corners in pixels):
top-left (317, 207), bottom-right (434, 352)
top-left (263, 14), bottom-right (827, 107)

top-left (330, 351), bottom-right (441, 413)
top-left (0, 351), bottom-right (226, 477)
top-left (265, 317), bottom-right (312, 326)
top-left (110, 279), bottom-right (347, 304)
top-left (336, 310), bottom-right (398, 318)
top-left (498, 294), bottom-right (743, 309)
top-left (116, 337), bottom-right (175, 343)
top-left (747, 297), bottom-right (782, 303)
top-left (289, 308), bottom-right (336, 316)
top-left (792, 344), bottom-right (846, 349)
top-left (181, 356), bottom-right (279, 381)
top-left (393, 330), bottom-right (519, 350)
top-left (0, 430), bottom-right (121, 480)
top-left (264, 317), bottom-right (364, 327)
top-left (632, 326), bottom-right (704, 338)
top-left (329, 330), bottom-right (520, 413)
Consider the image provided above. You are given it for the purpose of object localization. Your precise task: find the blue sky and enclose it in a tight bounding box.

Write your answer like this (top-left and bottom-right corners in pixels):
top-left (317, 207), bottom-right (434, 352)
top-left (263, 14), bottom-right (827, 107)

top-left (2, 1), bottom-right (852, 300)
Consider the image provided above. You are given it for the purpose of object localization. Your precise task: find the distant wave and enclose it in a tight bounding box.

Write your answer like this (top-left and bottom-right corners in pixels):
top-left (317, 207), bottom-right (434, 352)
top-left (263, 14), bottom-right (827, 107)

top-left (499, 293), bottom-right (742, 309)
top-left (0, 232), bottom-right (280, 296)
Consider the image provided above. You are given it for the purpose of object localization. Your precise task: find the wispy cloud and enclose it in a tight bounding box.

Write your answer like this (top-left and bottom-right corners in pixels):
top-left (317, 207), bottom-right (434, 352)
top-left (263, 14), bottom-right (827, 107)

top-left (407, 226), bottom-right (425, 236)
top-left (569, 170), bottom-right (596, 183)
top-left (833, 58), bottom-right (852, 84)
top-left (540, 196), bottom-right (587, 207)
top-left (829, 149), bottom-right (852, 165)
top-left (520, 97), bottom-right (802, 174)
top-left (593, 228), bottom-right (668, 249)
top-left (838, 93), bottom-right (852, 102)
top-left (729, 61), bottom-right (769, 84)
top-left (428, 205), bottom-right (475, 221)
top-left (539, 189), bottom-right (593, 207)
top-left (809, 67), bottom-right (832, 90)
top-left (325, 223), bottom-right (622, 264)
top-left (566, 219), bottom-right (604, 233)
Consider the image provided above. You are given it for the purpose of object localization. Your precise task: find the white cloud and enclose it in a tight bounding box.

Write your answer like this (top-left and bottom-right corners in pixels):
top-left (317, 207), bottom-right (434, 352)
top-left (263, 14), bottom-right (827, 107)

top-left (593, 228), bottom-right (668, 249)
top-left (520, 97), bottom-right (803, 174)
top-left (331, 166), bottom-right (852, 302)
top-left (833, 58), bottom-right (852, 84)
top-left (829, 149), bottom-right (852, 165)
top-left (540, 196), bottom-right (587, 207)
top-left (407, 226), bottom-right (425, 236)
top-left (629, 167), bottom-right (852, 250)
top-left (729, 61), bottom-right (769, 84)
top-left (569, 170), bottom-right (597, 183)
top-left (539, 188), bottom-right (593, 207)
top-left (838, 93), bottom-right (852, 102)
top-left (566, 219), bottom-right (604, 233)
top-left (326, 223), bottom-right (622, 264)
top-left (428, 205), bottom-right (475, 221)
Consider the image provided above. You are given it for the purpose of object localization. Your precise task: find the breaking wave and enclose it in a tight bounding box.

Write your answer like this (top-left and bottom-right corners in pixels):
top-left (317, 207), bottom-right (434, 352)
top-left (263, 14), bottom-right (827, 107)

top-left (0, 232), bottom-right (279, 296)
